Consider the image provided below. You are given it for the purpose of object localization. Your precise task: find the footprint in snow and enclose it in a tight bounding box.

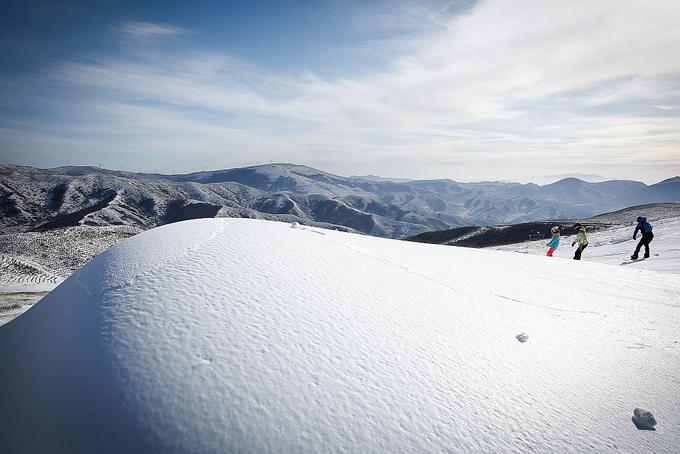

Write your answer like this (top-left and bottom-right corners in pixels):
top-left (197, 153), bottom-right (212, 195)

top-left (631, 408), bottom-right (656, 430)
top-left (515, 333), bottom-right (529, 343)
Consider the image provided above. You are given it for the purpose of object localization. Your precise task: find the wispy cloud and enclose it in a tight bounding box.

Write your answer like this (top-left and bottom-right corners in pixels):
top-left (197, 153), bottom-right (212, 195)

top-left (114, 21), bottom-right (189, 40)
top-left (5, 1), bottom-right (680, 181)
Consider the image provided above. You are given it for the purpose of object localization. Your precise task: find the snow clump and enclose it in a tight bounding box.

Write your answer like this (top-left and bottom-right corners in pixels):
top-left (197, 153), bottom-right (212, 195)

top-left (632, 408), bottom-right (657, 430)
top-left (515, 333), bottom-right (529, 343)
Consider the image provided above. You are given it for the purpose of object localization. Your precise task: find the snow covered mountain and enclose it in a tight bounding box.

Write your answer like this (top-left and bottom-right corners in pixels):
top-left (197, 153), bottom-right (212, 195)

top-left (2, 164), bottom-right (678, 238)
top-left (522, 173), bottom-right (612, 184)
top-left (0, 164), bottom-right (447, 238)
top-left (0, 218), bottom-right (677, 452)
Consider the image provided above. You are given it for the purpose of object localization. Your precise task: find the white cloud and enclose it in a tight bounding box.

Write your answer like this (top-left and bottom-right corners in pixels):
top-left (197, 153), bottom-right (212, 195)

top-left (114, 21), bottom-right (188, 40)
top-left (18, 2), bottom-right (680, 181)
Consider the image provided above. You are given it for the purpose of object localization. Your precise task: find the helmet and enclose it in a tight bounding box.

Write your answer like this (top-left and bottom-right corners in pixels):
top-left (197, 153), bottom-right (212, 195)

top-left (636, 216), bottom-right (643, 223)
top-left (550, 226), bottom-right (559, 233)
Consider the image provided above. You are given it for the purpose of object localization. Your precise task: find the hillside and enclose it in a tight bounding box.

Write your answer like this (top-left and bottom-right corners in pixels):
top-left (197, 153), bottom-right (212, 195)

top-left (2, 164), bottom-right (679, 239)
top-left (493, 206), bottom-right (680, 274)
top-left (406, 203), bottom-right (680, 249)
top-left (0, 225), bottom-right (141, 325)
top-left (1, 218), bottom-right (678, 452)
top-left (405, 221), bottom-right (611, 248)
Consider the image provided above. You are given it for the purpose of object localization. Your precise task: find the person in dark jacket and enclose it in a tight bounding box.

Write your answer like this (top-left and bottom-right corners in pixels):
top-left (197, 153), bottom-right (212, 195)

top-left (631, 216), bottom-right (653, 260)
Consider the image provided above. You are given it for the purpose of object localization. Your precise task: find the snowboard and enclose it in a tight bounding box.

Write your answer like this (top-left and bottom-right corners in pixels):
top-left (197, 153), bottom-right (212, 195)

top-left (620, 253), bottom-right (657, 265)
top-left (621, 258), bottom-right (646, 265)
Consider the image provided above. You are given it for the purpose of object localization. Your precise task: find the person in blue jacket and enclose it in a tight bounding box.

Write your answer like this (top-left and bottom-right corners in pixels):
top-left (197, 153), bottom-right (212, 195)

top-left (546, 226), bottom-right (560, 256)
top-left (631, 216), bottom-right (653, 260)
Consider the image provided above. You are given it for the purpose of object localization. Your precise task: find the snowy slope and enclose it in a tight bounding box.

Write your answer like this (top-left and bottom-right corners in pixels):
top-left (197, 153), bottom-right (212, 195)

top-left (493, 215), bottom-right (680, 274)
top-left (1, 218), bottom-right (678, 453)
top-left (0, 225), bottom-right (142, 325)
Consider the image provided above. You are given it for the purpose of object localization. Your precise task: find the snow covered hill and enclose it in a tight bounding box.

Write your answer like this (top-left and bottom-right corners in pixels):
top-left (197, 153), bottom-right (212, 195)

top-left (493, 205), bottom-right (680, 274)
top-left (1, 218), bottom-right (678, 452)
top-left (0, 225), bottom-right (142, 325)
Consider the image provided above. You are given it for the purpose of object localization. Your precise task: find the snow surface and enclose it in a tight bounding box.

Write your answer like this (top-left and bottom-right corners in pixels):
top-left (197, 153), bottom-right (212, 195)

top-left (1, 218), bottom-right (679, 453)
top-left (493, 215), bottom-right (680, 274)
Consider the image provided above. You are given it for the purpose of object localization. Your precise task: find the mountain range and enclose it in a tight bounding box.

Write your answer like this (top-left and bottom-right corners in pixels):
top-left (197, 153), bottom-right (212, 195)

top-left (1, 163), bottom-right (679, 238)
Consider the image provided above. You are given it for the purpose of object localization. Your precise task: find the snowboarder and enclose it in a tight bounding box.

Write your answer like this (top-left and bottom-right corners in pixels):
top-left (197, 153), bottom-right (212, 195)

top-left (571, 224), bottom-right (588, 260)
top-left (546, 226), bottom-right (560, 257)
top-left (631, 216), bottom-right (653, 260)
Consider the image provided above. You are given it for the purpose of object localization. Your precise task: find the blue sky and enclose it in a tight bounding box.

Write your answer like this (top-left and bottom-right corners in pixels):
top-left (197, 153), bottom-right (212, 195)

top-left (1, 0), bottom-right (679, 182)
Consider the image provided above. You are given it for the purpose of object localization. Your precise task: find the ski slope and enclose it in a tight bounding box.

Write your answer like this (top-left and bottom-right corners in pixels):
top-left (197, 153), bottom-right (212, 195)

top-left (493, 215), bottom-right (680, 274)
top-left (1, 218), bottom-right (678, 452)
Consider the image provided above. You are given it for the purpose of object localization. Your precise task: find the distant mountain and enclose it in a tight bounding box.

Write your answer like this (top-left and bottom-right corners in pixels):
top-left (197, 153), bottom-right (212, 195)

top-left (523, 173), bottom-right (611, 184)
top-left (348, 175), bottom-right (413, 183)
top-left (643, 176), bottom-right (680, 202)
top-left (1, 164), bottom-right (678, 238)
top-left (583, 201), bottom-right (680, 224)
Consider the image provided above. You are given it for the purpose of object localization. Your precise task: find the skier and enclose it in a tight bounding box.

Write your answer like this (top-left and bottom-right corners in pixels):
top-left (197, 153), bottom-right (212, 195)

top-left (631, 216), bottom-right (654, 260)
top-left (546, 226), bottom-right (560, 257)
top-left (571, 223), bottom-right (588, 260)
